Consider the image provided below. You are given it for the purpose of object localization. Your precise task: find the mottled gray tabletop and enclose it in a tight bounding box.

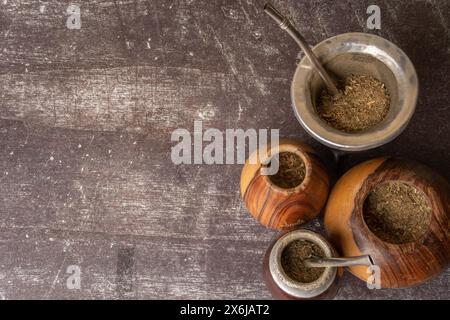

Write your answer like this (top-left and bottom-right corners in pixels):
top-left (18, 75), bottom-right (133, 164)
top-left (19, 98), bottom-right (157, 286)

top-left (0, 0), bottom-right (449, 299)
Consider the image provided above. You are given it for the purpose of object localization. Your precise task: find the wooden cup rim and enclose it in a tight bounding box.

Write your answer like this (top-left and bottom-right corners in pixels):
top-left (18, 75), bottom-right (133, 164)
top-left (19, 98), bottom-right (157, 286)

top-left (261, 144), bottom-right (311, 195)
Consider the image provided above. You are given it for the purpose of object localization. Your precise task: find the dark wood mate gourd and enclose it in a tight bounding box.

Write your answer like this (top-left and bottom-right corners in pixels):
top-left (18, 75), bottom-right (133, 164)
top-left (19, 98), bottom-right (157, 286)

top-left (324, 157), bottom-right (450, 288)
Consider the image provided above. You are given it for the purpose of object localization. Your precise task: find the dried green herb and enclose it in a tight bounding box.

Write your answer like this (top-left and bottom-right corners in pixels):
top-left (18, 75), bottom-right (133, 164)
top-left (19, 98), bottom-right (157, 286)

top-left (363, 182), bottom-right (431, 244)
top-left (281, 240), bottom-right (325, 283)
top-left (269, 152), bottom-right (306, 189)
top-left (317, 74), bottom-right (390, 132)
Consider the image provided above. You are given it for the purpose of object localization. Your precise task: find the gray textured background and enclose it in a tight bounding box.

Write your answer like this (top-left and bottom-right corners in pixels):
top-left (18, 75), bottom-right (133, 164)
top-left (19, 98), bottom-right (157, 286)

top-left (0, 0), bottom-right (448, 299)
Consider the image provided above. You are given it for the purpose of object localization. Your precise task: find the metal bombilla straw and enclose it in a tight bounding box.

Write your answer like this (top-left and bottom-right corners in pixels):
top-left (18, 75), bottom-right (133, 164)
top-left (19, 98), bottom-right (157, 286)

top-left (264, 3), bottom-right (348, 165)
top-left (304, 255), bottom-right (373, 268)
top-left (264, 3), bottom-right (339, 95)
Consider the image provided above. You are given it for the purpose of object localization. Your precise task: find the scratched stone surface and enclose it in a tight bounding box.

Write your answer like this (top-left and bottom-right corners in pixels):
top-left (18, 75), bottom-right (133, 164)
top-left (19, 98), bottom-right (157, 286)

top-left (0, 0), bottom-right (449, 300)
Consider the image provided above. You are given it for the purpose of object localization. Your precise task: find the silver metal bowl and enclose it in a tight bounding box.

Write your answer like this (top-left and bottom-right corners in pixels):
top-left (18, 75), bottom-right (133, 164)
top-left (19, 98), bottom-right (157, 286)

top-left (291, 33), bottom-right (418, 152)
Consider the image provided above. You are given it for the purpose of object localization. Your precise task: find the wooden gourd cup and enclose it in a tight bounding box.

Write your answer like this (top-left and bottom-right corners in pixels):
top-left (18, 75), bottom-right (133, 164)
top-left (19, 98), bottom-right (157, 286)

top-left (240, 139), bottom-right (330, 230)
top-left (324, 157), bottom-right (450, 288)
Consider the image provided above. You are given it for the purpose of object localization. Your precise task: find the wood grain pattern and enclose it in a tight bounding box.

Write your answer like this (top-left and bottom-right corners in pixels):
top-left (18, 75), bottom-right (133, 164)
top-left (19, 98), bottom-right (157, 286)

top-left (324, 158), bottom-right (386, 279)
top-left (325, 157), bottom-right (450, 288)
top-left (241, 139), bottom-right (329, 230)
